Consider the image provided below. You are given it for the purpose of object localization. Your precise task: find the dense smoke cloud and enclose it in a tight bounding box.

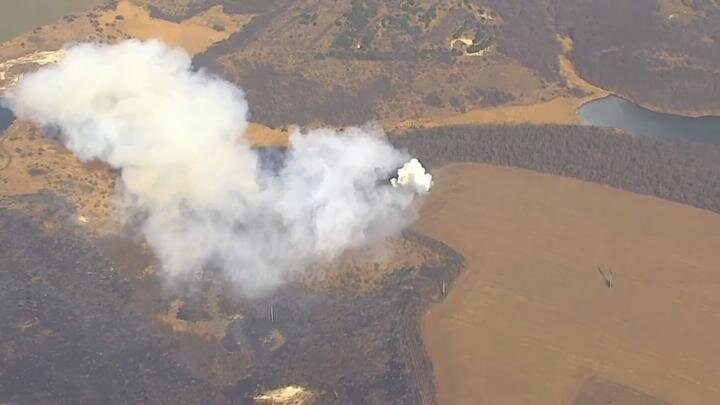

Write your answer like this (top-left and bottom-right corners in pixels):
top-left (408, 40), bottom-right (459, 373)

top-left (5, 40), bottom-right (429, 295)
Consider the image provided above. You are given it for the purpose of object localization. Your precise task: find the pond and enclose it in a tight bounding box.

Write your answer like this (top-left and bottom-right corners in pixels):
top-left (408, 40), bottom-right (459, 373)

top-left (0, 0), bottom-right (101, 43)
top-left (0, 103), bottom-right (14, 134)
top-left (578, 95), bottom-right (720, 145)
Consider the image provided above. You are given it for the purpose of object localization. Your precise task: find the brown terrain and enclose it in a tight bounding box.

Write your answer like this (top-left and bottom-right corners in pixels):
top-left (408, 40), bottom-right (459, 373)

top-left (556, 0), bottom-right (720, 116)
top-left (6, 0), bottom-right (712, 130)
top-left (391, 34), bottom-right (607, 131)
top-left (3, 0), bottom-right (716, 127)
top-left (415, 163), bottom-right (720, 404)
top-left (3, 0), bottom-right (720, 404)
top-left (191, 0), bottom-right (571, 127)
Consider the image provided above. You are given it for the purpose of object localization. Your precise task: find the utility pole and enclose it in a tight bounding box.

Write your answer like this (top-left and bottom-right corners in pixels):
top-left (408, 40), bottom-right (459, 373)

top-left (270, 303), bottom-right (275, 323)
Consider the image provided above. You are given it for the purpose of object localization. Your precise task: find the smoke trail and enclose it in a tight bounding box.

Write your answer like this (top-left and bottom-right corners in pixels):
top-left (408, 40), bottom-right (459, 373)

top-left (5, 40), bottom-right (430, 295)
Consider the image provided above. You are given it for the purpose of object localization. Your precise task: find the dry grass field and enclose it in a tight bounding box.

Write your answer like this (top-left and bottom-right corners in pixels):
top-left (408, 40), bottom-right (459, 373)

top-left (414, 163), bottom-right (720, 404)
top-left (96, 0), bottom-right (252, 54)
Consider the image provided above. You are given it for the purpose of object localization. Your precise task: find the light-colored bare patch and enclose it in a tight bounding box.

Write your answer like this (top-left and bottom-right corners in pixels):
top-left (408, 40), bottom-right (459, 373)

top-left (0, 49), bottom-right (66, 91)
top-left (246, 123), bottom-right (290, 147)
top-left (415, 163), bottom-right (720, 404)
top-left (450, 37), bottom-right (473, 48)
top-left (394, 96), bottom-right (584, 129)
top-left (97, 0), bottom-right (252, 54)
top-left (449, 37), bottom-right (494, 56)
top-left (254, 386), bottom-right (318, 404)
top-left (267, 329), bottom-right (286, 352)
top-left (659, 0), bottom-right (703, 23)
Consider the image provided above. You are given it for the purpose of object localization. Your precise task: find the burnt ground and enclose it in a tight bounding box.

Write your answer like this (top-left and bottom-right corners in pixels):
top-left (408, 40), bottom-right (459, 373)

top-left (4, 123), bottom-right (720, 404)
top-left (0, 191), bottom-right (463, 404)
top-left (0, 193), bottom-right (223, 404)
top-left (219, 232), bottom-right (461, 404)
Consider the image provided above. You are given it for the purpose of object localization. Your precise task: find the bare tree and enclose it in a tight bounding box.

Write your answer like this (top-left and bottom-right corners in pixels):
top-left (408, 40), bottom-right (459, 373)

top-left (597, 266), bottom-right (614, 288)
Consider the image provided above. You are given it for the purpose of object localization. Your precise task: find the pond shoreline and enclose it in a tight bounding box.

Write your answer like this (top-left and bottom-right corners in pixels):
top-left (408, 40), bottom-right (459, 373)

top-left (0, 102), bottom-right (14, 135)
top-left (578, 94), bottom-right (720, 144)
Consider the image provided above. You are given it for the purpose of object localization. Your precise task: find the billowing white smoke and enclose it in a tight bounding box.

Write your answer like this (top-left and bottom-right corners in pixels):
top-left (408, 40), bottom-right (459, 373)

top-left (5, 40), bottom-right (430, 295)
top-left (391, 158), bottom-right (433, 193)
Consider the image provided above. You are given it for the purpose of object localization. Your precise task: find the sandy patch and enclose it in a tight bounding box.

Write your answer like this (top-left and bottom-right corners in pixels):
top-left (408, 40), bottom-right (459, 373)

top-left (399, 96), bottom-right (586, 128)
top-left (245, 123), bottom-right (290, 147)
top-left (97, 0), bottom-right (252, 54)
top-left (0, 49), bottom-right (66, 91)
top-left (414, 163), bottom-right (720, 404)
top-left (254, 385), bottom-right (317, 404)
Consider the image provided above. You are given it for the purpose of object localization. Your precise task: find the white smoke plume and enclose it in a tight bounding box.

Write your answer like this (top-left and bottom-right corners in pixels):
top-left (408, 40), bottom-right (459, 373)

top-left (391, 158), bottom-right (433, 193)
top-left (5, 40), bottom-right (430, 295)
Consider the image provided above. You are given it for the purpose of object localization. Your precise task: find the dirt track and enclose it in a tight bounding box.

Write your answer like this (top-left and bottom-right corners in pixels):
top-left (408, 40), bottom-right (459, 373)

top-left (414, 163), bottom-right (720, 404)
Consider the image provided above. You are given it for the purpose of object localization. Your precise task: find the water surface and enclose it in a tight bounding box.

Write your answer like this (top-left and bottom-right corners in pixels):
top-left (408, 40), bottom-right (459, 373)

top-left (0, 103), bottom-right (14, 134)
top-left (578, 95), bottom-right (720, 144)
top-left (0, 0), bottom-right (101, 43)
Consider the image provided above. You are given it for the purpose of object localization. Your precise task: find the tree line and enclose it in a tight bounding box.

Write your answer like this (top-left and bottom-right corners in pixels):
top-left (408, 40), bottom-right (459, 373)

top-left (392, 124), bottom-right (720, 214)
